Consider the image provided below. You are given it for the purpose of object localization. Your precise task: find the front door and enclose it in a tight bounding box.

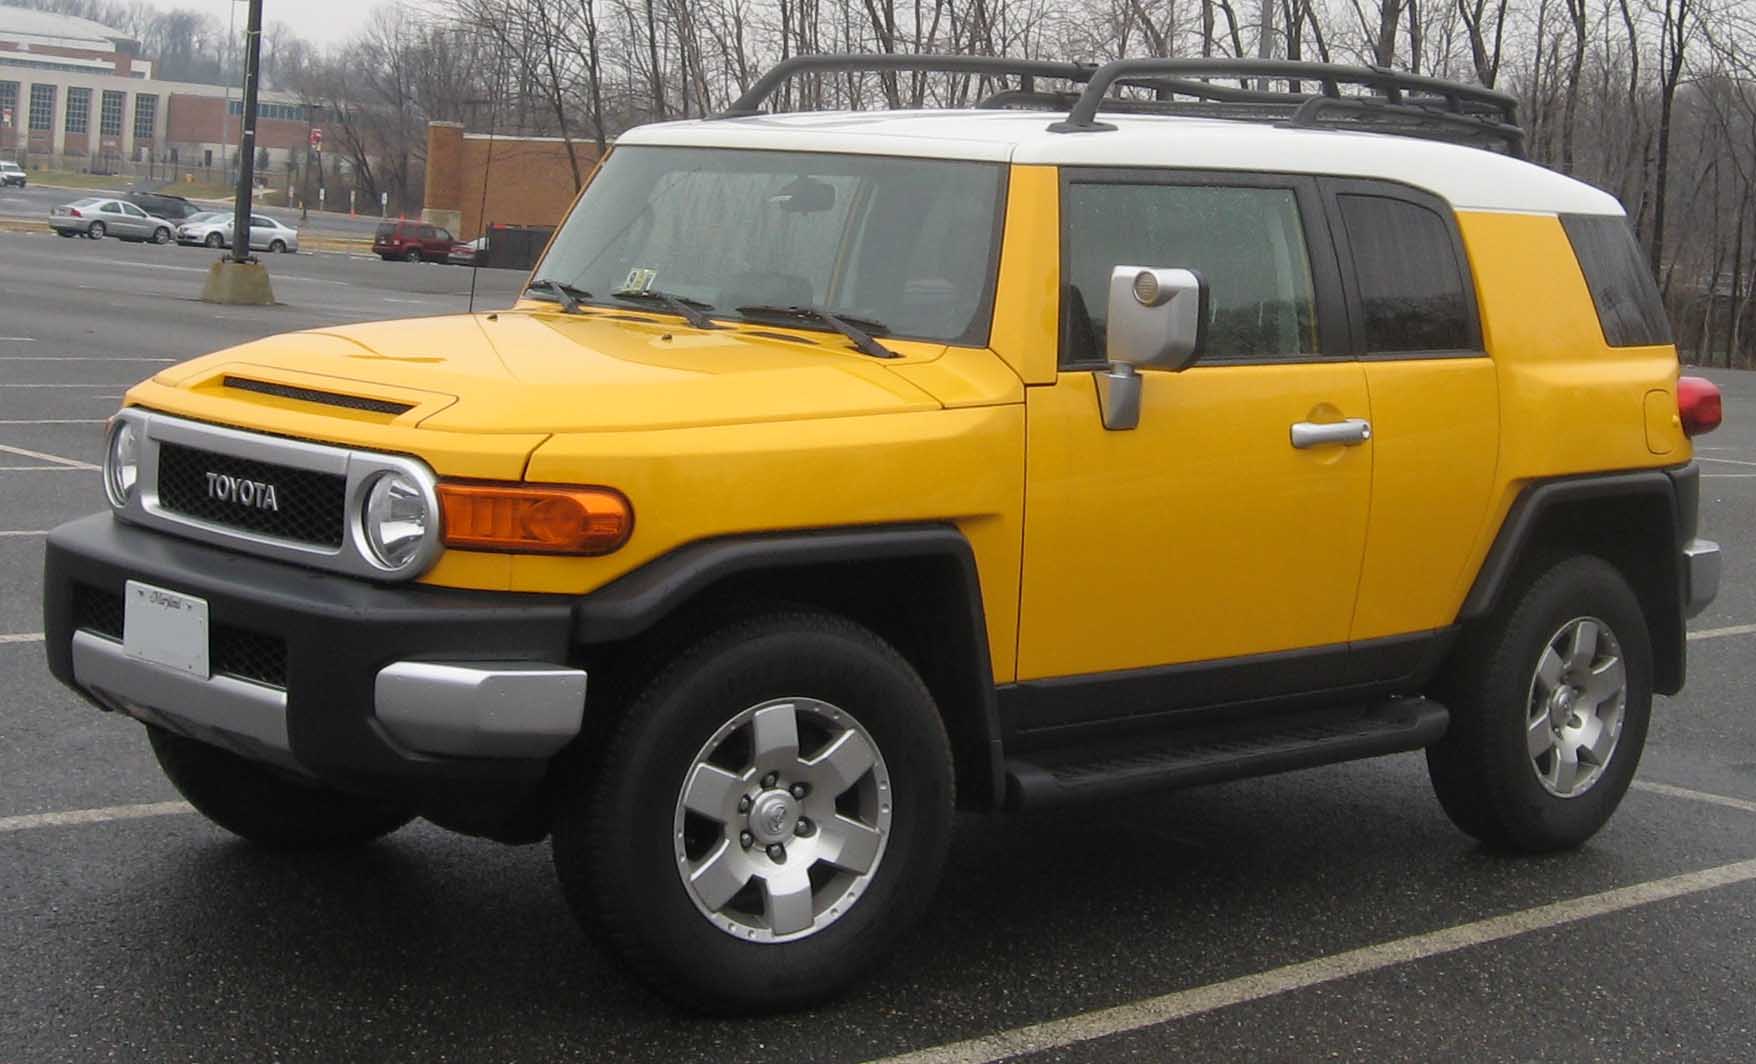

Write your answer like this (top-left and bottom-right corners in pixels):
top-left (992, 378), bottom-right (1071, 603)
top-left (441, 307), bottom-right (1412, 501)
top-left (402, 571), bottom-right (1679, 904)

top-left (1014, 172), bottom-right (1373, 730)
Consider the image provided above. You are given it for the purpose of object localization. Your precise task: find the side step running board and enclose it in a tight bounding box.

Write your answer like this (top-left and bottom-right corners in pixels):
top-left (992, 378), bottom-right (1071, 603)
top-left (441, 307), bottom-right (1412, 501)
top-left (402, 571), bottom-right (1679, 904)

top-left (1005, 698), bottom-right (1449, 810)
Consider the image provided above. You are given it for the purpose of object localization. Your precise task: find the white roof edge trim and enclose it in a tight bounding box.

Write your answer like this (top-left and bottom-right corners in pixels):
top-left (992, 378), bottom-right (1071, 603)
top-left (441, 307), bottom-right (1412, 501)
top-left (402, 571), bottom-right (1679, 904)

top-left (616, 122), bottom-right (1016, 162)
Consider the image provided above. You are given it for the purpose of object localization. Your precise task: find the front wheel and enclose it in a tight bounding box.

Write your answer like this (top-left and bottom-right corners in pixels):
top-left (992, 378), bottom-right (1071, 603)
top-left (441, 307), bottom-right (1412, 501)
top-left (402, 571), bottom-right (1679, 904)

top-left (1426, 556), bottom-right (1652, 852)
top-left (205, 232), bottom-right (224, 248)
top-left (147, 725), bottom-right (413, 849)
top-left (552, 611), bottom-right (955, 1013)
top-left (152, 226), bottom-right (171, 244)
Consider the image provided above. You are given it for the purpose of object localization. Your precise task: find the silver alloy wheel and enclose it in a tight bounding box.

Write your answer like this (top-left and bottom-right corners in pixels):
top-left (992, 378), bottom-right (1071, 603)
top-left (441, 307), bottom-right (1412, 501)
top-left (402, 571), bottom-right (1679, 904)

top-left (1525, 616), bottom-right (1627, 798)
top-left (672, 697), bottom-right (892, 943)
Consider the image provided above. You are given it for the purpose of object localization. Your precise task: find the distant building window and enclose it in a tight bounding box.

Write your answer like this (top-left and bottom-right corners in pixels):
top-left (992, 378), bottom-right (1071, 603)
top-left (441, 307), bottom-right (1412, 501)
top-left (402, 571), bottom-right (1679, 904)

top-left (28, 84), bottom-right (54, 132)
top-left (228, 99), bottom-right (306, 122)
top-left (0, 82), bottom-right (16, 129)
top-left (100, 90), bottom-right (124, 136)
top-left (65, 87), bottom-right (89, 134)
top-left (133, 93), bottom-right (157, 139)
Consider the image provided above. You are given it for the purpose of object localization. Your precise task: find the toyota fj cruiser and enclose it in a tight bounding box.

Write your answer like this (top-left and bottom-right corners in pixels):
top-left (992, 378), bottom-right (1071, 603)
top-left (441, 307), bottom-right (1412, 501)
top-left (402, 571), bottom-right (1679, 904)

top-left (43, 55), bottom-right (1724, 1012)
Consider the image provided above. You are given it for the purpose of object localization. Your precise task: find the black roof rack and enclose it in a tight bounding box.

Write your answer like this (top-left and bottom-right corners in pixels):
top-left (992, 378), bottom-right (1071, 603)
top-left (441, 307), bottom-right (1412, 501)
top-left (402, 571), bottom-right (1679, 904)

top-left (718, 53), bottom-right (1525, 157)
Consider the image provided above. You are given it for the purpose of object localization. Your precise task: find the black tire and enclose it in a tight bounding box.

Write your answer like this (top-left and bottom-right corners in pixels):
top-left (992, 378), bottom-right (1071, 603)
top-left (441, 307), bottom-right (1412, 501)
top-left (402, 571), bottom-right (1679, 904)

top-left (205, 232), bottom-right (224, 248)
top-left (1426, 556), bottom-right (1652, 852)
top-left (269, 239), bottom-right (287, 254)
top-left (552, 611), bottom-right (955, 1013)
top-left (88, 221), bottom-right (105, 240)
top-left (147, 725), bottom-right (414, 850)
top-left (404, 248), bottom-right (422, 262)
top-left (153, 226), bottom-right (171, 244)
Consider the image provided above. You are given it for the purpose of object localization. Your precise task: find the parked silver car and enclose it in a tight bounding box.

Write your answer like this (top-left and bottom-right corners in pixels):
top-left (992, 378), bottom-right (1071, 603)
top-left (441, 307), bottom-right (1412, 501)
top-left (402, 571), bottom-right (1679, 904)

top-left (0, 161), bottom-right (25, 188)
top-left (176, 212), bottom-right (300, 254)
top-left (48, 197), bottom-right (174, 243)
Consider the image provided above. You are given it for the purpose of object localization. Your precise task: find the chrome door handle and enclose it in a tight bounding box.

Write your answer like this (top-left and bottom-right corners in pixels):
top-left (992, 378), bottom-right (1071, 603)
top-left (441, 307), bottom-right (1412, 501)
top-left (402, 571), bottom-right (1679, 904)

top-left (1290, 418), bottom-right (1372, 449)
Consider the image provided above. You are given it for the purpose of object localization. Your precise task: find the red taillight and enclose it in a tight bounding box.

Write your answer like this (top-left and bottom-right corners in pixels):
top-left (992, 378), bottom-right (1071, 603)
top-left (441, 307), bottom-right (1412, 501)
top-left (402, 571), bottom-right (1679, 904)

top-left (1678, 375), bottom-right (1723, 437)
top-left (68, 208), bottom-right (81, 218)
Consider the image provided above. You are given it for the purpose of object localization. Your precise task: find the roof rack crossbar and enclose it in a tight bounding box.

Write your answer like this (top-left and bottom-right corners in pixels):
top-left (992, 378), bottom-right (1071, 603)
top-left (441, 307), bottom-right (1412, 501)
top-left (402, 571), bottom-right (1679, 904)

top-left (1050, 57), bottom-right (1521, 153)
top-left (716, 54), bottom-right (1099, 119)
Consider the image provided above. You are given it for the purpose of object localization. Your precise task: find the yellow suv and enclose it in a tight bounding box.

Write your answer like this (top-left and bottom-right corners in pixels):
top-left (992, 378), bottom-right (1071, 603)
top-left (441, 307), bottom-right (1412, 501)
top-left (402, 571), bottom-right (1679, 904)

top-left (43, 55), bottom-right (1724, 1011)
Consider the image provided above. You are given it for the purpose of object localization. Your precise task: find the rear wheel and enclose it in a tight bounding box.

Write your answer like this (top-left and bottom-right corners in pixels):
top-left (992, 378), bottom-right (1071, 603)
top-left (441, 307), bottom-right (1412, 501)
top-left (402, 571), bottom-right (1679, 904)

top-left (552, 611), bottom-right (955, 1013)
top-left (1426, 556), bottom-right (1652, 852)
top-left (87, 221), bottom-right (105, 240)
top-left (147, 725), bottom-right (413, 849)
top-left (404, 248), bottom-right (421, 263)
top-left (269, 239), bottom-right (287, 254)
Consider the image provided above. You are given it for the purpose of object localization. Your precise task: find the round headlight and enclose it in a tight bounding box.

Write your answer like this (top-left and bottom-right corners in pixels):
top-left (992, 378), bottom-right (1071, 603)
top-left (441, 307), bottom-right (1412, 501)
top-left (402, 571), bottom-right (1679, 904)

top-left (362, 471), bottom-right (432, 570)
top-left (105, 420), bottom-right (139, 506)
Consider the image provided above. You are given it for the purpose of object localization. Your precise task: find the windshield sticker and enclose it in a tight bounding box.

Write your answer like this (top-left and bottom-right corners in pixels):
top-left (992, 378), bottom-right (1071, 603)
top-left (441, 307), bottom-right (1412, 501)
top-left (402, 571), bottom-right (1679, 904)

top-left (622, 267), bottom-right (658, 293)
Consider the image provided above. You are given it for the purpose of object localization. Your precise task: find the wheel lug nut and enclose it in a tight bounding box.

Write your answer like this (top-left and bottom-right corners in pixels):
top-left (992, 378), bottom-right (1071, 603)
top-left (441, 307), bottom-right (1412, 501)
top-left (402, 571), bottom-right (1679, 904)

top-left (766, 843), bottom-right (786, 861)
top-left (790, 783), bottom-right (809, 799)
top-left (761, 772), bottom-right (779, 789)
top-left (737, 795), bottom-right (752, 814)
top-left (795, 817), bottom-right (814, 837)
top-left (739, 831), bottom-right (754, 849)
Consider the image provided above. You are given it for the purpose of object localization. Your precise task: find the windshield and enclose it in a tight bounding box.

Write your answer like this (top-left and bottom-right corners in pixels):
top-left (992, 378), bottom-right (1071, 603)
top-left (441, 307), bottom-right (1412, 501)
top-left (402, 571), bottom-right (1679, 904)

top-left (531, 146), bottom-right (1006, 345)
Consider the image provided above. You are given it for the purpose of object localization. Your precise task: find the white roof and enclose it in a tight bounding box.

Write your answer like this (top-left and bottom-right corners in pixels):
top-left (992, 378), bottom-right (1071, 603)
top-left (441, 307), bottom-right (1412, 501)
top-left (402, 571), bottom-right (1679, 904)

top-left (620, 110), bottom-right (1623, 217)
top-left (0, 9), bottom-right (129, 48)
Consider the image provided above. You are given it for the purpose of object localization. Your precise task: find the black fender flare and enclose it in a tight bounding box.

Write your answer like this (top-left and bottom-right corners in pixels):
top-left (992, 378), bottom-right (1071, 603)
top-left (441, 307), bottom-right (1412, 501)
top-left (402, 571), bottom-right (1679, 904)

top-left (572, 523), bottom-right (1007, 808)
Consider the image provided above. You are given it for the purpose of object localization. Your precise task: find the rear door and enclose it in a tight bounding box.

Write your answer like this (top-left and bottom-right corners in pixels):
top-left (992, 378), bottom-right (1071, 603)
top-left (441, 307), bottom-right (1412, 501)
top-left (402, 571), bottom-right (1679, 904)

top-left (1318, 180), bottom-right (1500, 644)
top-left (1014, 170), bottom-right (1374, 729)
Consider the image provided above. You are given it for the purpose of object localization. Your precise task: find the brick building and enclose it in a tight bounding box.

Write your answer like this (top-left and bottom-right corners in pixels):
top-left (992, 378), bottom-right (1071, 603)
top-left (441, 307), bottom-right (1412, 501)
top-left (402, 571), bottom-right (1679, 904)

top-left (1, 9), bottom-right (313, 176)
top-left (422, 121), bottom-right (602, 242)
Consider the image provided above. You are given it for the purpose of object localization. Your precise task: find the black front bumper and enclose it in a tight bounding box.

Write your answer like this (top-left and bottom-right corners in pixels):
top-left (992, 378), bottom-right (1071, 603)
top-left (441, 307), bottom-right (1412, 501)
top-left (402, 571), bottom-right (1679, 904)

top-left (44, 513), bottom-right (578, 812)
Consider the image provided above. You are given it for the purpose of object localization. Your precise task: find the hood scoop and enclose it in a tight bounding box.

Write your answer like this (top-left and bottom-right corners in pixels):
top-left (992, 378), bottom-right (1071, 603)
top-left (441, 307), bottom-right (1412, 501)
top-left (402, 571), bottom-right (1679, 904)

top-left (222, 375), bottom-right (416, 416)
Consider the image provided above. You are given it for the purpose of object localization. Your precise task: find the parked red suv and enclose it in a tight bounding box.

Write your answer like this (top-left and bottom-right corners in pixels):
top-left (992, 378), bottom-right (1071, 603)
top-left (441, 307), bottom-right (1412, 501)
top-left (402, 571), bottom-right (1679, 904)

top-left (372, 220), bottom-right (456, 262)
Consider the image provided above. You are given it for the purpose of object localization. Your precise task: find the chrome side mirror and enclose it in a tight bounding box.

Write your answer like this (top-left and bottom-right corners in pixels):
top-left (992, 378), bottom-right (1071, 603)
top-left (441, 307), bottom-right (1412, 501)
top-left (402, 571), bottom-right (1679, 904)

top-left (1095, 266), bottom-right (1208, 431)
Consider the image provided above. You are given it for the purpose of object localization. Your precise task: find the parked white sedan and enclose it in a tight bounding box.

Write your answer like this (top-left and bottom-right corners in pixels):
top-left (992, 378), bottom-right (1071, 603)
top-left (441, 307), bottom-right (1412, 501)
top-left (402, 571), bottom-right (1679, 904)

top-left (176, 212), bottom-right (300, 253)
top-left (48, 197), bottom-right (175, 243)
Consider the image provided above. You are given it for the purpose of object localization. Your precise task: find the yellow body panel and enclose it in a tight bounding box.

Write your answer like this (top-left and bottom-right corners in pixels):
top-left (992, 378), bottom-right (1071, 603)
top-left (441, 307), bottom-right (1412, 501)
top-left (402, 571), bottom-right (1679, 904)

top-left (987, 165), bottom-right (1061, 386)
top-left (1016, 364), bottom-right (1373, 679)
top-left (1349, 357), bottom-right (1500, 642)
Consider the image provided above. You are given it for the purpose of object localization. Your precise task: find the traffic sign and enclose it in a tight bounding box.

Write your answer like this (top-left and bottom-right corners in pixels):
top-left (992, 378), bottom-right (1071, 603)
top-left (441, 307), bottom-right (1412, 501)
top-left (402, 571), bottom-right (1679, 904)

top-left (309, 127), bottom-right (323, 147)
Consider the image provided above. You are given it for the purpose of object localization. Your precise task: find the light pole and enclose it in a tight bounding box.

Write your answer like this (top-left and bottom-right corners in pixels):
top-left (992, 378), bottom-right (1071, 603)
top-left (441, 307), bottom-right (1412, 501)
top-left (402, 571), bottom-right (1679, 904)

top-left (203, 0), bottom-right (273, 304)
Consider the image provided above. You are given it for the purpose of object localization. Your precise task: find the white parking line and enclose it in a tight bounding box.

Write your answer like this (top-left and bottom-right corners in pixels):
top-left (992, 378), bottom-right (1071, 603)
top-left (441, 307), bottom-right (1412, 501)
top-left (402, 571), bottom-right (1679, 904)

top-left (0, 443), bottom-right (98, 470)
top-left (0, 801), bottom-right (192, 834)
top-left (0, 530), bottom-right (47, 537)
top-left (1688, 624), bottom-right (1756, 642)
top-left (1634, 780), bottom-right (1756, 816)
top-left (0, 336), bottom-right (36, 342)
top-left (0, 356), bottom-right (172, 362)
top-left (0, 383), bottom-right (135, 389)
top-left (0, 633), bottom-right (44, 644)
top-left (1698, 456), bottom-right (1756, 468)
top-left (872, 857), bottom-right (1756, 1064)
top-left (0, 419), bottom-right (105, 425)
top-left (0, 466), bottom-right (97, 472)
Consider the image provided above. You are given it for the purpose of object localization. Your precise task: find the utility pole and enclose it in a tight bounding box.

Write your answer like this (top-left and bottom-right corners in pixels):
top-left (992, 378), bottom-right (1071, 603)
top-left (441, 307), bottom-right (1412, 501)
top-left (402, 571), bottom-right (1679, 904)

top-left (203, 0), bottom-right (274, 304)
top-left (229, 0), bottom-right (264, 264)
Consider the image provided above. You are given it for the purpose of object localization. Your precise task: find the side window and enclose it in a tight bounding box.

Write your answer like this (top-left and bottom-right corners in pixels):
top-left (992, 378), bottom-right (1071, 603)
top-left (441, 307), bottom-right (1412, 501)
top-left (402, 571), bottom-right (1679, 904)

top-left (122, 203), bottom-right (147, 218)
top-left (436, 228), bottom-right (453, 243)
top-left (101, 202), bottom-right (123, 214)
top-left (1559, 214), bottom-right (1673, 347)
top-left (1337, 194), bottom-right (1473, 352)
top-left (1062, 183), bottom-right (1319, 365)
top-left (251, 216), bottom-right (272, 228)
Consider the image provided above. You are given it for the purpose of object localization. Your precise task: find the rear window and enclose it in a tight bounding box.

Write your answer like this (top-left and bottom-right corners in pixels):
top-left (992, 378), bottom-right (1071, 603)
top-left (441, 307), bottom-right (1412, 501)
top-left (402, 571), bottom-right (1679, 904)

top-left (1337, 194), bottom-right (1474, 353)
top-left (375, 223), bottom-right (395, 239)
top-left (1560, 215), bottom-right (1673, 348)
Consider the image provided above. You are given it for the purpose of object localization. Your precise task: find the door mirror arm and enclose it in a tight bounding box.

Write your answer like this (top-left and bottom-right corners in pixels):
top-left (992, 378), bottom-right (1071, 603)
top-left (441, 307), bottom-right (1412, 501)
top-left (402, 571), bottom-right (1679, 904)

top-left (1094, 266), bottom-right (1208, 431)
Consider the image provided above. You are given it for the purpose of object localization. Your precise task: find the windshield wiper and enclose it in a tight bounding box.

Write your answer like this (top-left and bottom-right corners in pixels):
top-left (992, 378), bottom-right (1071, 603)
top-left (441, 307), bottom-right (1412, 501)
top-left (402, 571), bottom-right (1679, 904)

top-left (525, 279), bottom-right (590, 313)
top-left (734, 305), bottom-right (899, 359)
top-left (611, 288), bottom-right (720, 330)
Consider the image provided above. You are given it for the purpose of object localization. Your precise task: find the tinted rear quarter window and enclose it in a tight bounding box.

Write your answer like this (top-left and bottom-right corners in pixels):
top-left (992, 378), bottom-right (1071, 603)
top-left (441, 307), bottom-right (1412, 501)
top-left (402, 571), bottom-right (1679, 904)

top-left (1337, 194), bottom-right (1473, 352)
top-left (1559, 215), bottom-right (1673, 347)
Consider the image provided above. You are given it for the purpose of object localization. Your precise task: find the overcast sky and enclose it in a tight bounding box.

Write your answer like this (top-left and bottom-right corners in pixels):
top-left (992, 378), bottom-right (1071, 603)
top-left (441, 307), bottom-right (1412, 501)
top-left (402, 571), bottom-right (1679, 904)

top-left (175, 0), bottom-right (375, 47)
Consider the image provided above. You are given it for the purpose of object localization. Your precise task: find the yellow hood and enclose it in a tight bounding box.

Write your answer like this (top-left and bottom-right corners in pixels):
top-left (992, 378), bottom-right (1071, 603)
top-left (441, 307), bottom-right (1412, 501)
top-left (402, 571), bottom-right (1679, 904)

top-left (151, 309), bottom-right (946, 435)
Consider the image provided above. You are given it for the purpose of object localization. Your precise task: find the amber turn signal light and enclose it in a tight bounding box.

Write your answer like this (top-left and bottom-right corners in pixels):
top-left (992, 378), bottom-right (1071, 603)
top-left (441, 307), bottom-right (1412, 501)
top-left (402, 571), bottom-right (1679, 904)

top-left (438, 482), bottom-right (632, 555)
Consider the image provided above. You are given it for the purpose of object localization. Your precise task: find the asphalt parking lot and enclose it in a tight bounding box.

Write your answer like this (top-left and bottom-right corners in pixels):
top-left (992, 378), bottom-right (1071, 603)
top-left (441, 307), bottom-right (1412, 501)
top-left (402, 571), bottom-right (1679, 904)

top-left (4, 227), bottom-right (1756, 1062)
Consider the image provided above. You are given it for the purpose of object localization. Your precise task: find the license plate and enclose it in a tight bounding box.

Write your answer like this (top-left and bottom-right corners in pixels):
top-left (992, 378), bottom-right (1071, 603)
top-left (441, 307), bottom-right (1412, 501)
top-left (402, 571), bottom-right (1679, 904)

top-left (123, 581), bottom-right (210, 678)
